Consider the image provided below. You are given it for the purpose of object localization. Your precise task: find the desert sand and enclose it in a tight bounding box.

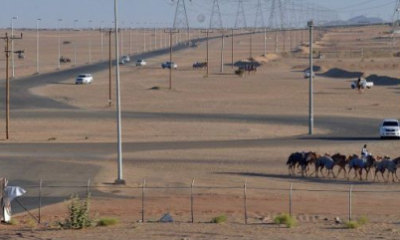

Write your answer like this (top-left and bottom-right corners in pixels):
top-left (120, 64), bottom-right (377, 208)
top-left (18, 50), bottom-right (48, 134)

top-left (1, 25), bottom-right (400, 239)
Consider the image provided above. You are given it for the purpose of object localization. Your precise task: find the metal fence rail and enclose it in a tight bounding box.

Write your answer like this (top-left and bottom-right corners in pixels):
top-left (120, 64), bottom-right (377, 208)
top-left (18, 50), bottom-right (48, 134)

top-left (10, 179), bottom-right (400, 225)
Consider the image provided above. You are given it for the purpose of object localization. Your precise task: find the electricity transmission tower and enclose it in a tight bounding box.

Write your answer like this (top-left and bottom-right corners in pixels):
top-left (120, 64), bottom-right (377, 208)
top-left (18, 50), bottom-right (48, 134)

top-left (173, 0), bottom-right (190, 41)
top-left (391, 0), bottom-right (400, 49)
top-left (235, 0), bottom-right (247, 29)
top-left (254, 0), bottom-right (265, 28)
top-left (210, 0), bottom-right (223, 29)
top-left (268, 0), bottom-right (285, 29)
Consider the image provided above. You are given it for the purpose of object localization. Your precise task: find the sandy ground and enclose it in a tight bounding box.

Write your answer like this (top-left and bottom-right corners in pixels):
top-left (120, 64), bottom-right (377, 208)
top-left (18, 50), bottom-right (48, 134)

top-left (2, 26), bottom-right (400, 239)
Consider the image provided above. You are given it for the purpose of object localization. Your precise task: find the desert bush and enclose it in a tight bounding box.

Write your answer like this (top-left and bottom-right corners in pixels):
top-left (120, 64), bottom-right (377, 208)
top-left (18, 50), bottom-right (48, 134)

top-left (26, 219), bottom-right (37, 228)
top-left (59, 194), bottom-right (92, 229)
top-left (345, 216), bottom-right (368, 229)
top-left (357, 216), bottom-right (368, 225)
top-left (345, 221), bottom-right (359, 229)
top-left (8, 219), bottom-right (18, 225)
top-left (211, 215), bottom-right (227, 224)
top-left (274, 214), bottom-right (297, 228)
top-left (97, 217), bottom-right (119, 227)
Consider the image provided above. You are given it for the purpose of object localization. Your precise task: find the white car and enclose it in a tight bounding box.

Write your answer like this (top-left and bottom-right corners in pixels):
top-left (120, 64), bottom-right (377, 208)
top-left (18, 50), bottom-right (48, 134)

top-left (75, 74), bottom-right (93, 84)
top-left (304, 70), bottom-right (315, 78)
top-left (136, 59), bottom-right (146, 66)
top-left (162, 62), bottom-right (177, 69)
top-left (351, 79), bottom-right (373, 89)
top-left (119, 56), bottom-right (130, 65)
top-left (121, 56), bottom-right (130, 62)
top-left (379, 119), bottom-right (400, 139)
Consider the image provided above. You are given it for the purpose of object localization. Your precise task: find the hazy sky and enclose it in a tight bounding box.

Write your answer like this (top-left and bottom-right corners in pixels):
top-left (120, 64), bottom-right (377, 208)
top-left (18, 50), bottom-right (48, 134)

top-left (0, 0), bottom-right (396, 29)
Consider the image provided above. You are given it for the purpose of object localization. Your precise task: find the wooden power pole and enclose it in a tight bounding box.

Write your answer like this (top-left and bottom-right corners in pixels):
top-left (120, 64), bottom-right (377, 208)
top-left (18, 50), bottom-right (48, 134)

top-left (164, 29), bottom-right (179, 90)
top-left (1, 32), bottom-right (23, 140)
top-left (201, 29), bottom-right (213, 77)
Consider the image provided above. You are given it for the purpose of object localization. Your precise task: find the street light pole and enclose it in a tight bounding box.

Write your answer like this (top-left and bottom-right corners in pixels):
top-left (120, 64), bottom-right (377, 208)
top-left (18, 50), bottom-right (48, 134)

top-left (264, 28), bottom-right (267, 56)
top-left (11, 16), bottom-right (18, 78)
top-left (308, 20), bottom-right (314, 135)
top-left (89, 20), bottom-right (92, 63)
top-left (231, 28), bottom-right (234, 69)
top-left (121, 22), bottom-right (124, 56)
top-left (74, 20), bottom-right (78, 66)
top-left (129, 22), bottom-right (133, 54)
top-left (36, 18), bottom-right (41, 74)
top-left (101, 21), bottom-right (104, 60)
top-left (114, 0), bottom-right (124, 184)
top-left (220, 30), bottom-right (226, 73)
top-left (57, 19), bottom-right (62, 70)
top-left (143, 23), bottom-right (146, 52)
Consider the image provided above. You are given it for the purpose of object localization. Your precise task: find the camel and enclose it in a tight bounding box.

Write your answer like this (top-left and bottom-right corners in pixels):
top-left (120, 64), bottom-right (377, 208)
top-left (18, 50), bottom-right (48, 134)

top-left (348, 154), bottom-right (377, 181)
top-left (286, 152), bottom-right (318, 177)
top-left (314, 155), bottom-right (336, 178)
top-left (374, 156), bottom-right (400, 182)
top-left (331, 153), bottom-right (348, 178)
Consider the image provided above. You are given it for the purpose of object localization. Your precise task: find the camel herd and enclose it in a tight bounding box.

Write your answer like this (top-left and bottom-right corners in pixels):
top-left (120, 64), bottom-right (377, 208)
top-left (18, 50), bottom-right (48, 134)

top-left (286, 152), bottom-right (400, 182)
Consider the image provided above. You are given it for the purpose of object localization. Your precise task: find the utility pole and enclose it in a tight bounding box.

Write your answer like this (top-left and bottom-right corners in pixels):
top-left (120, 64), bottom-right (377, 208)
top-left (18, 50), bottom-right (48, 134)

top-left (308, 21), bottom-right (314, 135)
top-left (154, 28), bottom-right (157, 50)
top-left (108, 30), bottom-right (113, 107)
top-left (36, 18), bottom-right (41, 74)
top-left (114, 0), bottom-right (124, 184)
top-left (246, 29), bottom-right (254, 59)
top-left (57, 19), bottom-right (62, 70)
top-left (143, 25), bottom-right (146, 52)
top-left (74, 20), bottom-right (78, 66)
top-left (231, 28), bottom-right (235, 68)
top-left (11, 17), bottom-right (18, 79)
top-left (89, 20), bottom-right (92, 63)
top-left (201, 29), bottom-right (213, 77)
top-left (1, 32), bottom-right (23, 140)
top-left (101, 21), bottom-right (104, 60)
top-left (220, 30), bottom-right (227, 73)
top-left (129, 23), bottom-right (132, 54)
top-left (264, 28), bottom-right (267, 56)
top-left (164, 29), bottom-right (179, 89)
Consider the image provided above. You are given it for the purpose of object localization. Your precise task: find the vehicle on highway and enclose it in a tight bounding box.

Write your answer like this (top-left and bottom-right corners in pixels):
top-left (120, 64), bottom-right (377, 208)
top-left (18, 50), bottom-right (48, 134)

top-left (75, 74), bottom-right (93, 85)
top-left (136, 59), bottom-right (147, 66)
top-left (162, 61), bottom-right (177, 69)
top-left (121, 56), bottom-right (130, 62)
top-left (304, 69), bottom-right (315, 78)
top-left (351, 79), bottom-right (373, 89)
top-left (119, 56), bottom-right (130, 65)
top-left (379, 119), bottom-right (400, 139)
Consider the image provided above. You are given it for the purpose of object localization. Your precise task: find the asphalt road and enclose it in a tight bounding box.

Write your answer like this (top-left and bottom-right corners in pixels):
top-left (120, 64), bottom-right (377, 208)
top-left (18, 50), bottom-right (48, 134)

top-left (0, 36), bottom-right (386, 215)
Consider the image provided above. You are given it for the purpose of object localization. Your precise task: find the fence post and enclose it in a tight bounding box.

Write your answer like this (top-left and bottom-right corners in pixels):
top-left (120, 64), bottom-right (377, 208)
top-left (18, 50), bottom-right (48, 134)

top-left (38, 179), bottom-right (42, 223)
top-left (86, 179), bottom-right (91, 197)
top-left (289, 183), bottom-right (293, 217)
top-left (348, 184), bottom-right (353, 222)
top-left (191, 178), bottom-right (195, 223)
top-left (244, 179), bottom-right (248, 225)
top-left (142, 179), bottom-right (146, 223)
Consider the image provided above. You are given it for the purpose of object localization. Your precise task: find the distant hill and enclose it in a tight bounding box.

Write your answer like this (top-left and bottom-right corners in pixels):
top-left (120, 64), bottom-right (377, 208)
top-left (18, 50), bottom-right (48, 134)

top-left (323, 15), bottom-right (386, 26)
